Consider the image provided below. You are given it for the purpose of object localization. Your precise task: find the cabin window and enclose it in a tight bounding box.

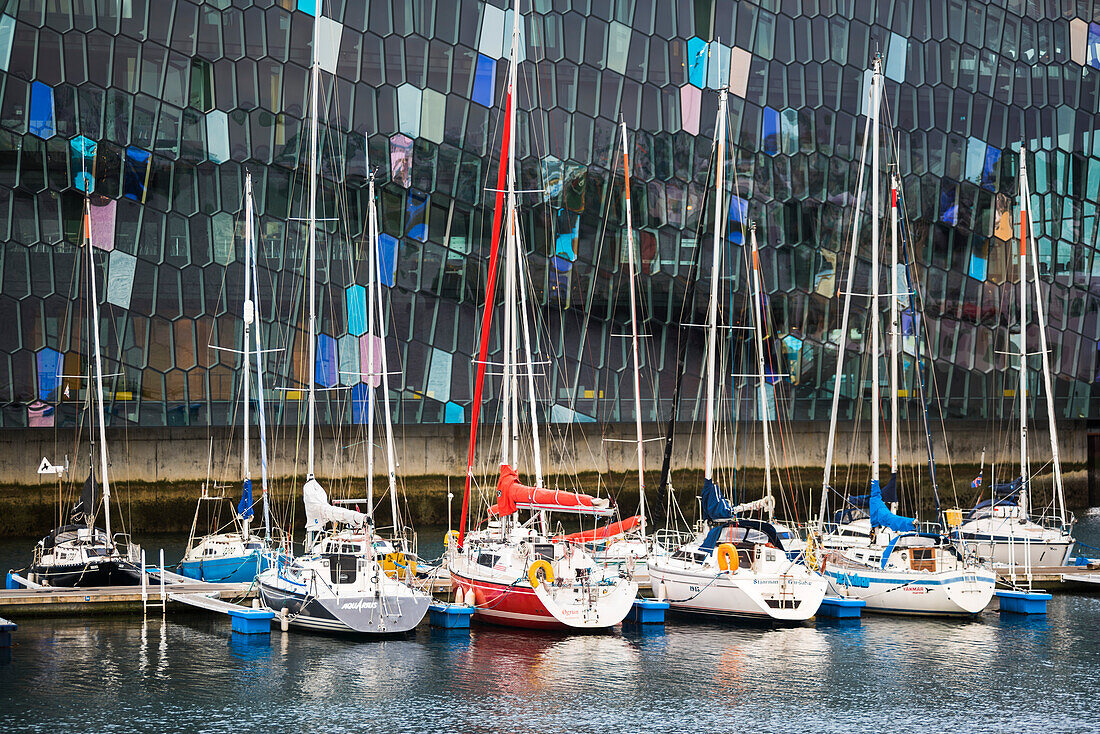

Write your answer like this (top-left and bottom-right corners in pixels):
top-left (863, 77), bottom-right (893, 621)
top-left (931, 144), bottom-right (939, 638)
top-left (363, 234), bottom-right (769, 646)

top-left (477, 553), bottom-right (499, 568)
top-left (909, 547), bottom-right (936, 572)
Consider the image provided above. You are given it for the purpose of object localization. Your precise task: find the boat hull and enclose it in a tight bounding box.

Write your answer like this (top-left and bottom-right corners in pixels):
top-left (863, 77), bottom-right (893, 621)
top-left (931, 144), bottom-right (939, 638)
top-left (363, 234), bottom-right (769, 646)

top-left (27, 559), bottom-right (143, 588)
top-left (450, 569), bottom-right (636, 630)
top-left (824, 567), bottom-right (996, 616)
top-left (178, 550), bottom-right (271, 583)
top-left (648, 563), bottom-right (827, 622)
top-left (257, 575), bottom-right (430, 635)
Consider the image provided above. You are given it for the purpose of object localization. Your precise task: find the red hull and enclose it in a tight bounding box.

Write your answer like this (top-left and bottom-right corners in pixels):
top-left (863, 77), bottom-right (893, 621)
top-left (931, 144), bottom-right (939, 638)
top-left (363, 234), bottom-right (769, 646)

top-left (451, 571), bottom-right (570, 630)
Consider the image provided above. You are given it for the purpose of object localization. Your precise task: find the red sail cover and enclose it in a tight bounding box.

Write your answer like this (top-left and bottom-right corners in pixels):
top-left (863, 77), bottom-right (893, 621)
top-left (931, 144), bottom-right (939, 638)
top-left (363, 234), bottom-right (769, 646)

top-left (489, 464), bottom-right (607, 516)
top-left (557, 516), bottom-right (641, 543)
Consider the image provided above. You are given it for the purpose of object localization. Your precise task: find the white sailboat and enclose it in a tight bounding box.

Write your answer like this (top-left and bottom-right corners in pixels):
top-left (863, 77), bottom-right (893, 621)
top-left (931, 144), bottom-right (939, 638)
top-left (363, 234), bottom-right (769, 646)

top-left (446, 0), bottom-right (637, 630)
top-left (179, 172), bottom-right (283, 583)
top-left (647, 81), bottom-right (827, 623)
top-left (26, 197), bottom-right (143, 587)
top-left (816, 58), bottom-right (994, 616)
top-left (256, 1), bottom-right (429, 634)
top-left (951, 146), bottom-right (1076, 567)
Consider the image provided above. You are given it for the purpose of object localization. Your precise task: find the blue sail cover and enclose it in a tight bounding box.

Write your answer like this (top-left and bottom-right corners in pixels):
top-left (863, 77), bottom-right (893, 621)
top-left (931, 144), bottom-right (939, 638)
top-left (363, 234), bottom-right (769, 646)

top-left (701, 478), bottom-right (735, 522)
top-left (869, 478), bottom-right (916, 532)
top-left (237, 478), bottom-right (254, 520)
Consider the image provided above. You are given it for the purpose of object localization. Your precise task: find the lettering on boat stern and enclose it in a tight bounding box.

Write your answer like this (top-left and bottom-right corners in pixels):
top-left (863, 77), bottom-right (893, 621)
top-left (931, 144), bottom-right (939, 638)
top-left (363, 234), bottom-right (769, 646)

top-left (339, 600), bottom-right (380, 612)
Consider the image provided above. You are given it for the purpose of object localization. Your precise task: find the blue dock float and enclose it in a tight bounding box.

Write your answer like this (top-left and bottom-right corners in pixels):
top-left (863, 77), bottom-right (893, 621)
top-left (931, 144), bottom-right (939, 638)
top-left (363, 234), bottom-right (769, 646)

top-left (817, 596), bottom-right (866, 619)
top-left (429, 601), bottom-right (475, 629)
top-left (625, 597), bottom-right (670, 625)
top-left (0, 616), bottom-right (16, 647)
top-left (996, 589), bottom-right (1051, 615)
top-left (227, 607), bottom-right (275, 634)
top-left (5, 571), bottom-right (20, 590)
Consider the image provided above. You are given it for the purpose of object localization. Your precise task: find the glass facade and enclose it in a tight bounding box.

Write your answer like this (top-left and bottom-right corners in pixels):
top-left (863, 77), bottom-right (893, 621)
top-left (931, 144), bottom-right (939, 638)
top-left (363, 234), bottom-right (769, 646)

top-left (1, 0), bottom-right (1098, 430)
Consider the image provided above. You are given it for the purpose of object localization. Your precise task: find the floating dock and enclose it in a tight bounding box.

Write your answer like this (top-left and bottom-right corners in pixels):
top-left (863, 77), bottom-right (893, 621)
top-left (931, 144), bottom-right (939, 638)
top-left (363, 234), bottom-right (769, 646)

top-left (0, 578), bottom-right (255, 617)
top-left (995, 564), bottom-right (1100, 590)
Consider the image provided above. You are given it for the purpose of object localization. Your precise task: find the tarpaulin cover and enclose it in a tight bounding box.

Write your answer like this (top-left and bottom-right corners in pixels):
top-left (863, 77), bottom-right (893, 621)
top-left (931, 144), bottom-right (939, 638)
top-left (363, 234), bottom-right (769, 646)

top-left (879, 473), bottom-right (898, 504)
top-left (488, 464), bottom-right (604, 516)
top-left (303, 478), bottom-right (366, 531)
top-left (869, 477), bottom-right (917, 532)
top-left (557, 515), bottom-right (641, 543)
top-left (237, 478), bottom-right (254, 520)
top-left (701, 478), bottom-right (735, 521)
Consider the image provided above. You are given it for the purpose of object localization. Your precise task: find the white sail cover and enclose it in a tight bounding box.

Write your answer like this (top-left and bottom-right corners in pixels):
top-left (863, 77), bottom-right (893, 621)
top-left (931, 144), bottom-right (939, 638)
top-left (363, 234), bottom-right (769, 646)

top-left (303, 479), bottom-right (367, 531)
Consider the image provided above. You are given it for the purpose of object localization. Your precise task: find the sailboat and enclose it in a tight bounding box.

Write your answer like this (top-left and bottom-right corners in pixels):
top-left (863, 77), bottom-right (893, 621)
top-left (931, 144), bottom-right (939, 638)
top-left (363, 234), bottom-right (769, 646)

top-left (951, 145), bottom-right (1076, 567)
top-left (255, 2), bottom-right (430, 634)
top-left (25, 195), bottom-right (143, 587)
top-left (446, 0), bottom-right (637, 630)
top-left (179, 172), bottom-right (283, 583)
top-left (815, 58), bottom-right (994, 616)
top-left (646, 81), bottom-right (827, 623)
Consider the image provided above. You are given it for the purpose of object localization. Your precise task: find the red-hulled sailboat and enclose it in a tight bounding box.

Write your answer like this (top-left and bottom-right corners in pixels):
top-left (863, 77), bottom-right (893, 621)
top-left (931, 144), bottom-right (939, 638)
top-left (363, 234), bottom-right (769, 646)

top-left (446, 0), bottom-right (637, 630)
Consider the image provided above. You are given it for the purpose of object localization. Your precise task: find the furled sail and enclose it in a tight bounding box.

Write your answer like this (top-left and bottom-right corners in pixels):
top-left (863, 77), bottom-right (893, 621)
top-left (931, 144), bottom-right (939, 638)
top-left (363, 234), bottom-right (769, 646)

top-left (237, 478), bottom-right (254, 520)
top-left (489, 464), bottom-right (611, 516)
top-left (869, 476), bottom-right (917, 532)
top-left (303, 478), bottom-right (366, 531)
top-left (71, 471), bottom-right (97, 525)
top-left (557, 515), bottom-right (641, 543)
top-left (701, 478), bottom-right (735, 521)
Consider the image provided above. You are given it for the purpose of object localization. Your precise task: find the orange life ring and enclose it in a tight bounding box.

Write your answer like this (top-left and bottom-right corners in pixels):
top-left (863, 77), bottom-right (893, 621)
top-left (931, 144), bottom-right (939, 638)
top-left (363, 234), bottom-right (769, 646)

top-left (716, 543), bottom-right (739, 572)
top-left (528, 559), bottom-right (554, 588)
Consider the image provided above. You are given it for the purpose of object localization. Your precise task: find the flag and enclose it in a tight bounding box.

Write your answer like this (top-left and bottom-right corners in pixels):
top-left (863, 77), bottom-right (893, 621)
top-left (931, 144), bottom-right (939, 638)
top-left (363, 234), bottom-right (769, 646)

top-left (971, 473), bottom-right (983, 489)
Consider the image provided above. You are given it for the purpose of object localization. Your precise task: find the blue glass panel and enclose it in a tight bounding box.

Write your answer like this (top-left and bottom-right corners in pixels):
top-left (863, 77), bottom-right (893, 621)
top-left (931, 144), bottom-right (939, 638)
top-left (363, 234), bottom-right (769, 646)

top-left (406, 190), bottom-right (428, 242)
top-left (28, 82), bottom-right (55, 139)
top-left (965, 137), bottom-right (987, 182)
top-left (351, 383), bottom-right (370, 424)
top-left (123, 146), bottom-right (152, 202)
top-left (315, 333), bottom-right (337, 388)
top-left (1089, 23), bottom-right (1100, 69)
top-left (885, 33), bottom-right (907, 82)
top-left (346, 284), bottom-right (367, 337)
top-left (555, 218), bottom-right (579, 262)
top-left (378, 233), bottom-right (399, 287)
top-left (762, 106), bottom-right (780, 156)
top-left (297, 0), bottom-right (318, 17)
top-left (472, 53), bottom-right (496, 107)
top-left (445, 401), bottom-right (464, 423)
top-left (969, 251), bottom-right (987, 281)
top-left (727, 194), bottom-right (748, 245)
top-left (36, 348), bottom-right (62, 401)
top-left (686, 37), bottom-right (708, 88)
top-left (70, 136), bottom-right (97, 192)
top-left (981, 146), bottom-right (1001, 191)
top-left (939, 184), bottom-right (958, 225)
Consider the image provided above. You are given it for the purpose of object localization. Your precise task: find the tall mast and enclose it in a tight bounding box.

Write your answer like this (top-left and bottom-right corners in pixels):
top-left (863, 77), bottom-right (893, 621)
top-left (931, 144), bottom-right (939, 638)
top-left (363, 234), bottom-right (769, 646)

top-left (242, 171), bottom-right (254, 537)
top-left (703, 86), bottom-right (728, 482)
top-left (748, 224), bottom-right (773, 517)
top-left (620, 120), bottom-right (646, 532)
top-left (1020, 147), bottom-right (1066, 524)
top-left (500, 0), bottom-right (521, 473)
top-left (516, 227), bottom-right (545, 488)
top-left (870, 58), bottom-right (882, 485)
top-left (1017, 147), bottom-right (1029, 518)
top-left (366, 174), bottom-right (377, 519)
top-left (817, 84), bottom-right (875, 530)
top-left (369, 175), bottom-right (403, 536)
top-left (248, 188), bottom-right (271, 539)
top-left (85, 199), bottom-right (112, 545)
top-left (305, 0), bottom-right (321, 480)
top-left (889, 170), bottom-right (900, 485)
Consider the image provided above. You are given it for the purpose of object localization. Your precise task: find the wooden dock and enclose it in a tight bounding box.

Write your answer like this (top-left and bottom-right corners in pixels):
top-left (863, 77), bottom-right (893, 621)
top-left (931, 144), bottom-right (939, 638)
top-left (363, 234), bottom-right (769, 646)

top-left (0, 581), bottom-right (255, 616)
top-left (995, 564), bottom-right (1100, 590)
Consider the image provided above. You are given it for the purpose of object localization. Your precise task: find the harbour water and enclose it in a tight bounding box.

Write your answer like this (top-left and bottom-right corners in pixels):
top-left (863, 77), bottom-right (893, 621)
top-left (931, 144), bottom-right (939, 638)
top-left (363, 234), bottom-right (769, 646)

top-left (1, 516), bottom-right (1099, 733)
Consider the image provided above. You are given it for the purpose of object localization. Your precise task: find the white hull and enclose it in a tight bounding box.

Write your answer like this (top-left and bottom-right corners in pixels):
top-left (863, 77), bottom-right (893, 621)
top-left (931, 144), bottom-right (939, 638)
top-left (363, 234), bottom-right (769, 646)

top-left (954, 517), bottom-right (1075, 567)
top-left (648, 562), bottom-right (827, 622)
top-left (825, 566), bottom-right (995, 616)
